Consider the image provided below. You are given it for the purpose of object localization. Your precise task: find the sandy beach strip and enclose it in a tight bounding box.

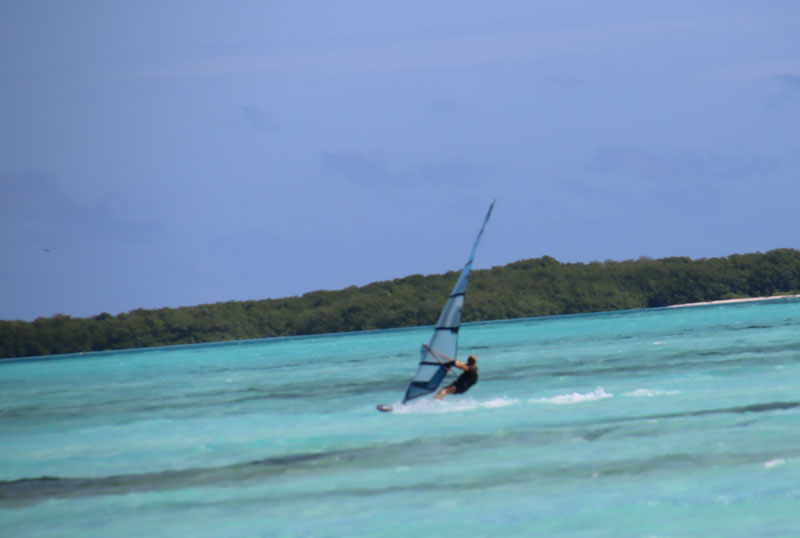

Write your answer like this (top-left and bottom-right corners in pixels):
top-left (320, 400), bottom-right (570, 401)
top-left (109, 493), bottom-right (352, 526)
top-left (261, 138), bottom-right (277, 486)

top-left (668, 294), bottom-right (800, 308)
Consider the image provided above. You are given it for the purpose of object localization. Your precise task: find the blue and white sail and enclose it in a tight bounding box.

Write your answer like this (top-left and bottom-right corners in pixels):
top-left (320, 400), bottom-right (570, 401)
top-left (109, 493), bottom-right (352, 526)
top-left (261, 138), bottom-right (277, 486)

top-left (402, 201), bottom-right (495, 403)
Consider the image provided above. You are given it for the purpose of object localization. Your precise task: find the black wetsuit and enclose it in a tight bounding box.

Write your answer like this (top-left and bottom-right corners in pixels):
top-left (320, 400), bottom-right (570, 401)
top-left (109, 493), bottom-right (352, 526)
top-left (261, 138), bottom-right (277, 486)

top-left (450, 366), bottom-right (478, 394)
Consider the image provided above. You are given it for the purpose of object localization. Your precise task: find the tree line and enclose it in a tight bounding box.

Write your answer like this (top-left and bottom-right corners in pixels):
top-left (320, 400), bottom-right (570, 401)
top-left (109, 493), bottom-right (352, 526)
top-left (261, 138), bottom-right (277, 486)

top-left (2, 248), bottom-right (799, 359)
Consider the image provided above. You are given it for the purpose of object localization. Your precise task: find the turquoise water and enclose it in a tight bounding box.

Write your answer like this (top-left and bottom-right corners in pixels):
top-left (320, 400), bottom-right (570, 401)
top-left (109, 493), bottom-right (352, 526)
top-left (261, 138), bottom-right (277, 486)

top-left (2, 299), bottom-right (800, 537)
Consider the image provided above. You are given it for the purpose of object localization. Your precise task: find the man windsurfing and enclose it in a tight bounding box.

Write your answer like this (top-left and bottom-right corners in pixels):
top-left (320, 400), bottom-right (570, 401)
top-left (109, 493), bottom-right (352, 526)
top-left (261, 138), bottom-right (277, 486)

top-left (434, 353), bottom-right (479, 399)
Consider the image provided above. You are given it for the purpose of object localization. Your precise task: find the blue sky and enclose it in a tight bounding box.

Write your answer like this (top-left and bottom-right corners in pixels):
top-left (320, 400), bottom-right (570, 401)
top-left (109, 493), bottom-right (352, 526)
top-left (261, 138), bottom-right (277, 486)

top-left (2, 1), bottom-right (799, 321)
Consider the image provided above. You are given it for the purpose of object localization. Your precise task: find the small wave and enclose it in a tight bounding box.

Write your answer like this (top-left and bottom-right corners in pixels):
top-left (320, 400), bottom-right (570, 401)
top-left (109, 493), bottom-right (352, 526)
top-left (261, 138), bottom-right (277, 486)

top-left (482, 396), bottom-right (519, 409)
top-left (626, 389), bottom-right (680, 397)
top-left (764, 458), bottom-right (785, 469)
top-left (533, 387), bottom-right (612, 405)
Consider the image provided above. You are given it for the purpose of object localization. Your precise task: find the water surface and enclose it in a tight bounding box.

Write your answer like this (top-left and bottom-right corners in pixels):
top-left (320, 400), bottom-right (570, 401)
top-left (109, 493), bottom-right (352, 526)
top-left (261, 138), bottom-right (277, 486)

top-left (2, 300), bottom-right (799, 536)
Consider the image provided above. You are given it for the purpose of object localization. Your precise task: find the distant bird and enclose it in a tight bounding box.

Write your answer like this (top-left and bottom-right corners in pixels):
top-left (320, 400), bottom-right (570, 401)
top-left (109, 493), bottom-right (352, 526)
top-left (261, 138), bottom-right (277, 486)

top-left (42, 248), bottom-right (51, 253)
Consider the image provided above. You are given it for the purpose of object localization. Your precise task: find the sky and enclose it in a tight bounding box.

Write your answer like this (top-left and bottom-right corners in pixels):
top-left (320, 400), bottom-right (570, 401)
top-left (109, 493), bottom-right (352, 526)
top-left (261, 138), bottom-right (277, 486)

top-left (2, 1), bottom-right (799, 321)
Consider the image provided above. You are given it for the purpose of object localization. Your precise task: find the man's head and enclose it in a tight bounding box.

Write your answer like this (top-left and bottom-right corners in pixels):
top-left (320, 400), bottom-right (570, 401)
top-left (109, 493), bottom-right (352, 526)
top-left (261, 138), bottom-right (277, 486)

top-left (467, 355), bottom-right (477, 366)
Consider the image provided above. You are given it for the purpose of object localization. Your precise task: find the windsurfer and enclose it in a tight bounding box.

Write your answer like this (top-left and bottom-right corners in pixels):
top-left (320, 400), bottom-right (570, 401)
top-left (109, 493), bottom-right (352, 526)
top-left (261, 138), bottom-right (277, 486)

top-left (435, 355), bottom-right (478, 399)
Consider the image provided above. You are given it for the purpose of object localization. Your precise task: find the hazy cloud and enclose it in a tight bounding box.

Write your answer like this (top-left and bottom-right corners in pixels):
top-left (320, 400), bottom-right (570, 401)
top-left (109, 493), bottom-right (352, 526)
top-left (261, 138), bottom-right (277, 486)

top-left (115, 12), bottom-right (778, 81)
top-left (579, 145), bottom-right (781, 214)
top-left (541, 76), bottom-right (589, 88)
top-left (320, 152), bottom-right (395, 185)
top-left (586, 146), bottom-right (775, 182)
top-left (1, 174), bottom-right (63, 218)
top-left (776, 74), bottom-right (800, 91)
top-left (320, 154), bottom-right (484, 189)
top-left (413, 161), bottom-right (485, 185)
top-left (429, 99), bottom-right (473, 118)
top-left (239, 105), bottom-right (281, 132)
top-left (773, 74), bottom-right (800, 105)
top-left (0, 173), bottom-right (162, 247)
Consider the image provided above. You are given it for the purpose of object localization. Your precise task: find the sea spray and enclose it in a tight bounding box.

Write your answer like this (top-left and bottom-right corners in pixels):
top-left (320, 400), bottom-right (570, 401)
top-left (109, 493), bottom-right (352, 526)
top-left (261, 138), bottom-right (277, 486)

top-left (625, 389), bottom-right (680, 397)
top-left (533, 387), bottom-right (613, 404)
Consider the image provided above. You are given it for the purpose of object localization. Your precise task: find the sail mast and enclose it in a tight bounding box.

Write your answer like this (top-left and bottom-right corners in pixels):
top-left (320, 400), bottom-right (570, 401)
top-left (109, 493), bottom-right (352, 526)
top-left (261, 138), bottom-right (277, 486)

top-left (402, 201), bottom-right (495, 403)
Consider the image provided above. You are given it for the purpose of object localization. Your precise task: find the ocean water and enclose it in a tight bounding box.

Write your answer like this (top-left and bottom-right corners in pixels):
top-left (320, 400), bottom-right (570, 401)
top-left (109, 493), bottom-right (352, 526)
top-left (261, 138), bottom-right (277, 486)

top-left (2, 299), bottom-right (800, 537)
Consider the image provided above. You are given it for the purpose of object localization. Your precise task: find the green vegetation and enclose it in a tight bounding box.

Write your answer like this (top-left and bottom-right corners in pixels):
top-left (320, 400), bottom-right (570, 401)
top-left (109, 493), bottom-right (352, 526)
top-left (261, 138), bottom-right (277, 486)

top-left (2, 249), bottom-right (800, 359)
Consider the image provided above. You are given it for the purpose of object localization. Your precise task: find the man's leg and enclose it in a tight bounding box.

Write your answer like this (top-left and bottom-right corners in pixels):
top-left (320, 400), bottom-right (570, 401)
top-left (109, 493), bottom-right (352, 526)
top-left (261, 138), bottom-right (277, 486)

top-left (435, 385), bottom-right (457, 400)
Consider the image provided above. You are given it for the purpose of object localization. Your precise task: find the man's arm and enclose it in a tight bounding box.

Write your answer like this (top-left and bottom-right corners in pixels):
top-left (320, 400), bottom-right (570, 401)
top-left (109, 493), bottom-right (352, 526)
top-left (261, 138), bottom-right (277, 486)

top-left (451, 360), bottom-right (468, 371)
top-left (422, 344), bottom-right (467, 371)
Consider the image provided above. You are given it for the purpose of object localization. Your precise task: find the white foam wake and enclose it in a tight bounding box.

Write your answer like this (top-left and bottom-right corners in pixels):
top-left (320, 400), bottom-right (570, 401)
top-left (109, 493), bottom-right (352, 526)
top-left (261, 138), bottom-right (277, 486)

top-left (764, 458), bottom-right (785, 469)
top-left (391, 396), bottom-right (519, 414)
top-left (625, 388), bottom-right (680, 397)
top-left (533, 387), bottom-right (612, 405)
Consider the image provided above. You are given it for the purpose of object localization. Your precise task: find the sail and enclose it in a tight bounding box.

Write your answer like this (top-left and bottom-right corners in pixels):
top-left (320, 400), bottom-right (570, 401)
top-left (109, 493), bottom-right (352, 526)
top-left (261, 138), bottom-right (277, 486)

top-left (402, 201), bottom-right (495, 403)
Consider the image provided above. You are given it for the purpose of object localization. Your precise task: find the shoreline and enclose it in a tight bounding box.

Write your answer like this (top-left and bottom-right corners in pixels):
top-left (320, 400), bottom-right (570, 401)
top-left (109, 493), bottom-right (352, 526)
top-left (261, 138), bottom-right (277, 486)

top-left (668, 294), bottom-right (800, 309)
